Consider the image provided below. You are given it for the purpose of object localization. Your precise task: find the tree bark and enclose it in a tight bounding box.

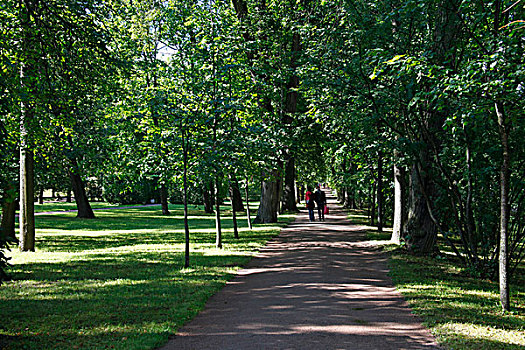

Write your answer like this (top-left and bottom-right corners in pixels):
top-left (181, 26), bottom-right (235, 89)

top-left (253, 171), bottom-right (279, 224)
top-left (370, 182), bottom-right (376, 226)
top-left (230, 175), bottom-right (244, 212)
top-left (203, 182), bottom-right (214, 213)
top-left (19, 146), bottom-right (35, 251)
top-left (273, 171), bottom-right (282, 216)
top-left (496, 101), bottom-right (510, 311)
top-left (1, 193), bottom-right (16, 241)
top-left (295, 183), bottom-right (301, 203)
top-left (245, 178), bottom-right (252, 230)
top-left (69, 159), bottom-right (95, 219)
top-left (160, 184), bottom-right (170, 215)
top-left (38, 188), bottom-right (44, 204)
top-left (215, 176), bottom-right (222, 249)
top-left (19, 58), bottom-right (35, 252)
top-left (231, 198), bottom-right (239, 239)
top-left (343, 187), bottom-right (352, 208)
top-left (281, 154), bottom-right (297, 212)
top-left (339, 187), bottom-right (346, 205)
top-left (404, 164), bottom-right (438, 254)
top-left (229, 176), bottom-right (239, 239)
top-left (392, 157), bottom-right (405, 244)
top-left (377, 151), bottom-right (384, 232)
top-left (182, 127), bottom-right (190, 268)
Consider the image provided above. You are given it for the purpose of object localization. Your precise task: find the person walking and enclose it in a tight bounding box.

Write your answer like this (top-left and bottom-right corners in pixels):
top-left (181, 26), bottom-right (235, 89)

top-left (314, 185), bottom-right (327, 221)
top-left (305, 187), bottom-right (316, 222)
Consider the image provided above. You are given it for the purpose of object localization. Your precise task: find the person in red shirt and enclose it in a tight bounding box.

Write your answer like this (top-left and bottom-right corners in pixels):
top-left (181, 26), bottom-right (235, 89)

top-left (305, 188), bottom-right (316, 222)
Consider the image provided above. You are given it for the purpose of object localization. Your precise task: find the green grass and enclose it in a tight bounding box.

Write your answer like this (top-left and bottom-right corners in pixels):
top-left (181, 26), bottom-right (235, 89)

top-left (346, 210), bottom-right (525, 349)
top-left (34, 201), bottom-right (129, 213)
top-left (389, 253), bottom-right (525, 349)
top-left (347, 209), bottom-right (394, 241)
top-left (0, 203), bottom-right (295, 350)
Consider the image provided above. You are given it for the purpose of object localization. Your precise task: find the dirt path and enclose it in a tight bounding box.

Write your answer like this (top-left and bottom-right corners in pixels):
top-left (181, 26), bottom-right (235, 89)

top-left (160, 190), bottom-right (440, 350)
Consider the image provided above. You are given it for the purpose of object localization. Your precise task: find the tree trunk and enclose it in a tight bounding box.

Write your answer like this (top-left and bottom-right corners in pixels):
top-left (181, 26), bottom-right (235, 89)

top-left (231, 198), bottom-right (239, 239)
top-left (253, 171), bottom-right (279, 224)
top-left (19, 65), bottom-right (35, 251)
top-left (273, 173), bottom-right (282, 216)
top-left (377, 151), bottom-right (384, 232)
top-left (392, 157), bottom-right (405, 244)
top-left (245, 178), bottom-right (252, 230)
top-left (496, 101), bottom-right (510, 311)
top-left (203, 183), bottom-right (214, 214)
top-left (344, 187), bottom-right (352, 208)
top-left (18, 3), bottom-right (37, 252)
top-left (66, 189), bottom-right (72, 203)
top-left (38, 188), bottom-right (44, 204)
top-left (295, 183), bottom-right (301, 203)
top-left (230, 175), bottom-right (244, 212)
top-left (281, 154), bottom-right (297, 212)
top-left (19, 146), bottom-right (35, 251)
top-left (1, 193), bottom-right (17, 240)
top-left (299, 184), bottom-right (304, 202)
top-left (370, 182), bottom-right (376, 226)
top-left (339, 187), bottom-right (346, 205)
top-left (215, 176), bottom-right (222, 249)
top-left (404, 164), bottom-right (437, 254)
top-left (229, 176), bottom-right (239, 239)
top-left (69, 160), bottom-right (95, 219)
top-left (404, 0), bottom-right (460, 254)
top-left (182, 128), bottom-right (190, 268)
top-left (160, 184), bottom-right (170, 215)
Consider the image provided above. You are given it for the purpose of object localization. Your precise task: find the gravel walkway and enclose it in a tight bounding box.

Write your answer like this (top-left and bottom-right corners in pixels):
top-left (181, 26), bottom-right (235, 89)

top-left (160, 191), bottom-right (440, 350)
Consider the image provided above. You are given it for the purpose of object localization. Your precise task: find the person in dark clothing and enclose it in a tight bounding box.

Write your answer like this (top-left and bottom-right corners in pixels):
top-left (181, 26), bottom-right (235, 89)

top-left (314, 185), bottom-right (326, 221)
top-left (305, 187), bottom-right (316, 222)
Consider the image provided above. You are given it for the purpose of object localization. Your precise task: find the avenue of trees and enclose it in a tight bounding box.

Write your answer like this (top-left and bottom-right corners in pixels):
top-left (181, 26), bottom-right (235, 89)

top-left (1, 0), bottom-right (524, 311)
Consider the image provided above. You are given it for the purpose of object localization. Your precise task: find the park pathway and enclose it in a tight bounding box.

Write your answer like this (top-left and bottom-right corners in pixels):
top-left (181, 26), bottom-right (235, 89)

top-left (160, 190), bottom-right (440, 350)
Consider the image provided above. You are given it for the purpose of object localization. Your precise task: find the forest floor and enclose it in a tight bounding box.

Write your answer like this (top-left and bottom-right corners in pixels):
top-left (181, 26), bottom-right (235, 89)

top-left (160, 190), bottom-right (440, 350)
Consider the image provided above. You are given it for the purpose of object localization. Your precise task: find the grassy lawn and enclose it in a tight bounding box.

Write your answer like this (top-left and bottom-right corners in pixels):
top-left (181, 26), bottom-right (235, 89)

top-left (1, 203), bottom-right (295, 350)
top-left (347, 210), bottom-right (525, 349)
top-left (34, 201), bottom-right (144, 213)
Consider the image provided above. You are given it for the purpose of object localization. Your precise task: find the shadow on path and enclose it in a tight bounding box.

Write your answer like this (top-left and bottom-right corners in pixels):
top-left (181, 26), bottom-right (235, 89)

top-left (160, 190), bottom-right (440, 350)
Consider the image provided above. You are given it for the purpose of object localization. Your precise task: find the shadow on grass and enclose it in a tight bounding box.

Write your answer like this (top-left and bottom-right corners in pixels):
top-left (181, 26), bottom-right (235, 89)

top-left (34, 206), bottom-right (286, 253)
top-left (2, 252), bottom-right (276, 350)
top-left (2, 205), bottom-right (294, 350)
top-left (3, 253), bottom-right (235, 349)
top-left (389, 252), bottom-right (525, 349)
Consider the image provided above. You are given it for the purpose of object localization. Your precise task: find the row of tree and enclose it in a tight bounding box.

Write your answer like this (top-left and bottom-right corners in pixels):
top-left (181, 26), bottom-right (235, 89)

top-left (1, 0), bottom-right (523, 311)
top-left (307, 0), bottom-right (524, 312)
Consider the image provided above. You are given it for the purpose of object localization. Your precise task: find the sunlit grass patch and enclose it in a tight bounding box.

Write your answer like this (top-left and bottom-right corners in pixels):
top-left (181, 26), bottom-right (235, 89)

top-left (34, 201), bottom-right (136, 213)
top-left (434, 322), bottom-right (525, 349)
top-left (389, 252), bottom-right (525, 349)
top-left (1, 203), bottom-right (295, 350)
